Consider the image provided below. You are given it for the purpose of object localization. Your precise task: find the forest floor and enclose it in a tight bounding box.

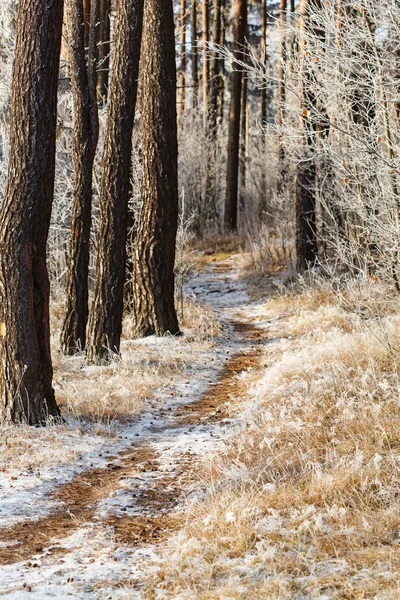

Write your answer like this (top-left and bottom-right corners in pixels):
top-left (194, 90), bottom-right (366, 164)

top-left (1, 250), bottom-right (400, 598)
top-left (0, 251), bottom-right (274, 598)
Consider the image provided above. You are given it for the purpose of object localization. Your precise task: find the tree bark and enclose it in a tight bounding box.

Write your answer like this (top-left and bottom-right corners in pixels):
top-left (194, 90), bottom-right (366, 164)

top-left (260, 0), bottom-right (268, 134)
top-left (224, 0), bottom-right (246, 233)
top-left (96, 0), bottom-right (111, 103)
top-left (132, 0), bottom-right (180, 338)
top-left (178, 0), bottom-right (187, 119)
top-left (61, 0), bottom-right (99, 355)
top-left (277, 0), bottom-right (287, 195)
top-left (295, 0), bottom-right (318, 270)
top-left (87, 0), bottom-right (144, 363)
top-left (191, 0), bottom-right (199, 109)
top-left (0, 0), bottom-right (64, 424)
top-left (202, 0), bottom-right (210, 129)
top-left (202, 0), bottom-right (223, 231)
top-left (209, 0), bottom-right (222, 130)
top-left (83, 0), bottom-right (91, 48)
top-left (217, 0), bottom-right (226, 124)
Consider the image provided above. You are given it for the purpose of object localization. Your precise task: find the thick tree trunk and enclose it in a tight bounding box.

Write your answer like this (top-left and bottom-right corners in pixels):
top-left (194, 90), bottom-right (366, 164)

top-left (295, 0), bottom-right (318, 270)
top-left (96, 0), bottom-right (111, 103)
top-left (178, 0), bottom-right (187, 119)
top-left (0, 0), bottom-right (63, 424)
top-left (224, 0), bottom-right (246, 233)
top-left (132, 0), bottom-right (180, 338)
top-left (87, 0), bottom-right (144, 363)
top-left (191, 0), bottom-right (199, 109)
top-left (61, 0), bottom-right (99, 355)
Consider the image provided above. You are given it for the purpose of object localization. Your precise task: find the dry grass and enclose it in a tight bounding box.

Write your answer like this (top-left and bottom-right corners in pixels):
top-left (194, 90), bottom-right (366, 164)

top-left (51, 294), bottom-right (223, 423)
top-left (150, 280), bottom-right (400, 599)
top-left (0, 293), bottom-right (222, 474)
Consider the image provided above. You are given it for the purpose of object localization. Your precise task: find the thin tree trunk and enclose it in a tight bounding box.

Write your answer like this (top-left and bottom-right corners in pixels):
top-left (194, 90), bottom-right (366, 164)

top-left (239, 8), bottom-right (248, 222)
top-left (295, 0), bottom-right (318, 270)
top-left (209, 0), bottom-right (222, 129)
top-left (277, 0), bottom-right (287, 195)
top-left (224, 0), bottom-right (246, 233)
top-left (191, 0), bottom-right (199, 109)
top-left (132, 0), bottom-right (180, 338)
top-left (178, 0), bottom-right (187, 119)
top-left (217, 0), bottom-right (226, 124)
top-left (260, 0), bottom-right (269, 220)
top-left (96, 0), bottom-right (111, 103)
top-left (239, 70), bottom-right (248, 217)
top-left (0, 0), bottom-right (64, 424)
top-left (87, 0), bottom-right (144, 363)
top-left (202, 0), bottom-right (210, 129)
top-left (260, 0), bottom-right (267, 134)
top-left (61, 0), bottom-right (99, 355)
top-left (202, 0), bottom-right (223, 231)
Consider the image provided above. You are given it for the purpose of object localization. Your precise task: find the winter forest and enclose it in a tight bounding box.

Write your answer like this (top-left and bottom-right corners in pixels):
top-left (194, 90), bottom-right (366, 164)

top-left (1, 0), bottom-right (400, 596)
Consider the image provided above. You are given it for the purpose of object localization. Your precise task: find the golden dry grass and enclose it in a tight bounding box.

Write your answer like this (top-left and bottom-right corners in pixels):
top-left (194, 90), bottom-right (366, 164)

top-left (0, 294), bottom-right (222, 474)
top-left (150, 280), bottom-right (400, 599)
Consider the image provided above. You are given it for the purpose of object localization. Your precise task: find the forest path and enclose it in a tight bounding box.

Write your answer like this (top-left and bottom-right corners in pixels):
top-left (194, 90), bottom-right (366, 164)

top-left (0, 256), bottom-right (272, 599)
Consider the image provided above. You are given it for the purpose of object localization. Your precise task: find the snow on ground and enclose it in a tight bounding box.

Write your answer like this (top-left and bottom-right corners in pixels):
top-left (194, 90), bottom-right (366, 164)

top-left (0, 255), bottom-right (272, 598)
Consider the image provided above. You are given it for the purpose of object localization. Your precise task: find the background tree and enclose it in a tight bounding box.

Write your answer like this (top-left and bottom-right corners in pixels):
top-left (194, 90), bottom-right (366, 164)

top-left (224, 0), bottom-right (247, 232)
top-left (295, 0), bottom-right (319, 270)
top-left (87, 0), bottom-right (144, 363)
top-left (178, 0), bottom-right (187, 119)
top-left (191, 0), bottom-right (199, 109)
top-left (132, 0), bottom-right (180, 338)
top-left (202, 0), bottom-right (210, 129)
top-left (276, 0), bottom-right (287, 195)
top-left (202, 0), bottom-right (224, 231)
top-left (0, 0), bottom-right (64, 424)
top-left (61, 0), bottom-right (99, 355)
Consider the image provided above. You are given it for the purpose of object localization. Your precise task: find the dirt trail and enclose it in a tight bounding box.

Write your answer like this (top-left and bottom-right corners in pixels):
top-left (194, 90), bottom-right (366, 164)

top-left (0, 258), bottom-right (271, 597)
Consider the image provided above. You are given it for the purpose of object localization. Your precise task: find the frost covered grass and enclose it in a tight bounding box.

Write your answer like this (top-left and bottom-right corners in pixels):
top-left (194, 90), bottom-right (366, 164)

top-left (152, 280), bottom-right (400, 599)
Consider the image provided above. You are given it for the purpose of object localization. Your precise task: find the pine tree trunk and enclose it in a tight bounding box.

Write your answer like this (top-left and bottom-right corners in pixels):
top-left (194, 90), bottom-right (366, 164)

top-left (83, 0), bottom-right (91, 48)
top-left (191, 0), bottom-right (199, 109)
top-left (61, 0), bottom-right (99, 355)
top-left (132, 0), bottom-right (180, 338)
top-left (0, 0), bottom-right (63, 424)
top-left (260, 0), bottom-right (267, 134)
top-left (295, 0), bottom-right (318, 270)
top-left (260, 0), bottom-right (268, 220)
top-left (209, 0), bottom-right (222, 129)
top-left (224, 0), bottom-right (246, 233)
top-left (276, 0), bottom-right (287, 195)
top-left (239, 8), bottom-right (248, 222)
top-left (202, 0), bottom-right (210, 129)
top-left (178, 0), bottom-right (187, 119)
top-left (217, 0), bottom-right (226, 124)
top-left (96, 0), bottom-right (111, 103)
top-left (87, 0), bottom-right (144, 363)
top-left (202, 0), bottom-right (223, 231)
